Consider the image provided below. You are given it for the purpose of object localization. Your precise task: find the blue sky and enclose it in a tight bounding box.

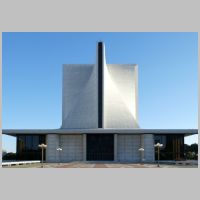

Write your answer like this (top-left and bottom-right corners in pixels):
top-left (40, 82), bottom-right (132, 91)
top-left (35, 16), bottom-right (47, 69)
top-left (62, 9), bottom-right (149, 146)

top-left (2, 32), bottom-right (198, 152)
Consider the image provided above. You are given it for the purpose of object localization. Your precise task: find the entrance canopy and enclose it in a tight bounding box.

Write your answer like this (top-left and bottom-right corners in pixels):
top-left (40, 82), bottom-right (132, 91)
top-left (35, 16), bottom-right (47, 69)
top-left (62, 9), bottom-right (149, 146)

top-left (3, 128), bottom-right (198, 137)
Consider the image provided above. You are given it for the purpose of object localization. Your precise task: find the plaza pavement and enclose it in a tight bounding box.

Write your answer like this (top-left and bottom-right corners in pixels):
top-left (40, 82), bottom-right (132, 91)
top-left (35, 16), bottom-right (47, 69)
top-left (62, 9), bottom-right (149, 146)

top-left (2, 161), bottom-right (198, 168)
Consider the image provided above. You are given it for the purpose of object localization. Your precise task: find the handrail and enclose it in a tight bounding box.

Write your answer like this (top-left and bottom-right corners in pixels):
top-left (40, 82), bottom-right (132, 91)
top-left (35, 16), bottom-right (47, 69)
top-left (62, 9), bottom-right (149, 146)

top-left (2, 160), bottom-right (41, 166)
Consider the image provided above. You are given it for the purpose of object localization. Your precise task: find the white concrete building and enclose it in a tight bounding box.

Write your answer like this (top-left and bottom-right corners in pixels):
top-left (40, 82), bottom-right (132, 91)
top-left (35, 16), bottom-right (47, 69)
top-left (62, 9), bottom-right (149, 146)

top-left (3, 42), bottom-right (197, 162)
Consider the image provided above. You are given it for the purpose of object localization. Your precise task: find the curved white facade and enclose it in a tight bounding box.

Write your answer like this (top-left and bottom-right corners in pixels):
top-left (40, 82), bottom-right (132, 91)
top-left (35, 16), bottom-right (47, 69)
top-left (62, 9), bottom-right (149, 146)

top-left (62, 42), bottom-right (139, 129)
top-left (104, 64), bottom-right (139, 128)
top-left (62, 64), bottom-right (98, 128)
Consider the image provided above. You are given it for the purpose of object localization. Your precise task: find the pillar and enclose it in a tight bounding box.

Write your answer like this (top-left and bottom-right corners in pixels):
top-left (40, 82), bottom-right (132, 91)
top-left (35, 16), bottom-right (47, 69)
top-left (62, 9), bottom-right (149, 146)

top-left (83, 134), bottom-right (87, 161)
top-left (46, 134), bottom-right (59, 163)
top-left (114, 134), bottom-right (118, 162)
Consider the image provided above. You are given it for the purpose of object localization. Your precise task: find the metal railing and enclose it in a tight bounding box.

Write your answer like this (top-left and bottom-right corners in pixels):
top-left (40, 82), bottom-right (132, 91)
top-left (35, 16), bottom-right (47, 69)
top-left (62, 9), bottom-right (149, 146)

top-left (2, 160), bottom-right (41, 167)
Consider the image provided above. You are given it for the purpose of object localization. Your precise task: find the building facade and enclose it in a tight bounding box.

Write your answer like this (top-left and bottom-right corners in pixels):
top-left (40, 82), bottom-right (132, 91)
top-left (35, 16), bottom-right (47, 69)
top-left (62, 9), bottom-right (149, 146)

top-left (3, 42), bottom-right (197, 162)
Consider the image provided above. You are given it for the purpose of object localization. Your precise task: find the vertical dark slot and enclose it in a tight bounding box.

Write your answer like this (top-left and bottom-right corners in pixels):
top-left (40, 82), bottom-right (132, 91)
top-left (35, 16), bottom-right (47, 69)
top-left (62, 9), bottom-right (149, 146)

top-left (98, 42), bottom-right (103, 128)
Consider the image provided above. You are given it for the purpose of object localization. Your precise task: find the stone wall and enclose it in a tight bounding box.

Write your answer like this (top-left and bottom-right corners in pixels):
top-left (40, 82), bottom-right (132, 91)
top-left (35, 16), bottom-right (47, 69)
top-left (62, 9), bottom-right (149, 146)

top-left (117, 135), bottom-right (141, 162)
top-left (46, 134), bottom-right (83, 162)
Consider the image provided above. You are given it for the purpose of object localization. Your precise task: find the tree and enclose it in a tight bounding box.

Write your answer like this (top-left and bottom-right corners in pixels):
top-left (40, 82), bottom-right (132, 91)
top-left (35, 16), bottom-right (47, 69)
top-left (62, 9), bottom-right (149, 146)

top-left (3, 152), bottom-right (17, 161)
top-left (184, 143), bottom-right (198, 160)
top-left (190, 143), bottom-right (198, 153)
top-left (2, 149), bottom-right (7, 158)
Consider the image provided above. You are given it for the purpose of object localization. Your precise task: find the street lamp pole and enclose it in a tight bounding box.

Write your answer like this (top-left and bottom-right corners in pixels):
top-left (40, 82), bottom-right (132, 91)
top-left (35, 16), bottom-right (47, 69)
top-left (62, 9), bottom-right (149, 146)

top-left (154, 143), bottom-right (163, 167)
top-left (57, 147), bottom-right (62, 164)
top-left (138, 147), bottom-right (145, 164)
top-left (38, 143), bottom-right (47, 168)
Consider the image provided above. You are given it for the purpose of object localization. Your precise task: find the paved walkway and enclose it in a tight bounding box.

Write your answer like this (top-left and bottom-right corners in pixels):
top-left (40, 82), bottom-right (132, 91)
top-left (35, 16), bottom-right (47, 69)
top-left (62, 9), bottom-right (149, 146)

top-left (2, 162), bottom-right (198, 168)
top-left (45, 162), bottom-right (198, 168)
top-left (47, 163), bottom-right (149, 168)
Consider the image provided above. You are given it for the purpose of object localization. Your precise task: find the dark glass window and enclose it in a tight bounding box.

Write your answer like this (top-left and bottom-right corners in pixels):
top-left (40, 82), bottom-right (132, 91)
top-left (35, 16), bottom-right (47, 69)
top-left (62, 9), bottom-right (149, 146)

top-left (32, 136), bottom-right (39, 150)
top-left (16, 135), bottom-right (46, 160)
top-left (87, 134), bottom-right (114, 161)
top-left (154, 134), bottom-right (184, 161)
top-left (26, 136), bottom-right (32, 150)
top-left (154, 135), bottom-right (166, 149)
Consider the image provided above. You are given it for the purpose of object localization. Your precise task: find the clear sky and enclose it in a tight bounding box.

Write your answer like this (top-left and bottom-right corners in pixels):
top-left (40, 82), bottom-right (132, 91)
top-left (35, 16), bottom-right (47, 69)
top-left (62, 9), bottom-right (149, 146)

top-left (2, 32), bottom-right (198, 153)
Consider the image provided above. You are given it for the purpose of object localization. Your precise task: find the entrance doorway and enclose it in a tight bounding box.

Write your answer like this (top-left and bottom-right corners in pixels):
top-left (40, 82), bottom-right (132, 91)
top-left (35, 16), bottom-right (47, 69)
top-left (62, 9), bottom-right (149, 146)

top-left (86, 134), bottom-right (114, 161)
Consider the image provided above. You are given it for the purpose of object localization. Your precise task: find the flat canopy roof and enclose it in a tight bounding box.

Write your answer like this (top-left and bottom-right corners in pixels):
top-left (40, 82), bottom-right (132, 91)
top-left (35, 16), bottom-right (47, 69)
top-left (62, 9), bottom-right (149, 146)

top-left (2, 128), bottom-right (198, 136)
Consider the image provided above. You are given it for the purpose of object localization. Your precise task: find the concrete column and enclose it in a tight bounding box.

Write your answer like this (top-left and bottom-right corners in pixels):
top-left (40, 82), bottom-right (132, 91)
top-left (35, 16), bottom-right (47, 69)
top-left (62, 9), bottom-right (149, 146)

top-left (83, 134), bottom-right (87, 161)
top-left (143, 134), bottom-right (155, 162)
top-left (114, 134), bottom-right (118, 162)
top-left (46, 134), bottom-right (59, 163)
top-left (140, 134), bottom-right (144, 161)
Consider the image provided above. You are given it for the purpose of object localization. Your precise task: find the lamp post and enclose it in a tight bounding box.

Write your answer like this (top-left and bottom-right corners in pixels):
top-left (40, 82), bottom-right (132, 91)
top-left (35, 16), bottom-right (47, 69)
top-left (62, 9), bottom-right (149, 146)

top-left (57, 147), bottom-right (62, 164)
top-left (38, 143), bottom-right (47, 168)
top-left (138, 147), bottom-right (145, 164)
top-left (154, 143), bottom-right (163, 167)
